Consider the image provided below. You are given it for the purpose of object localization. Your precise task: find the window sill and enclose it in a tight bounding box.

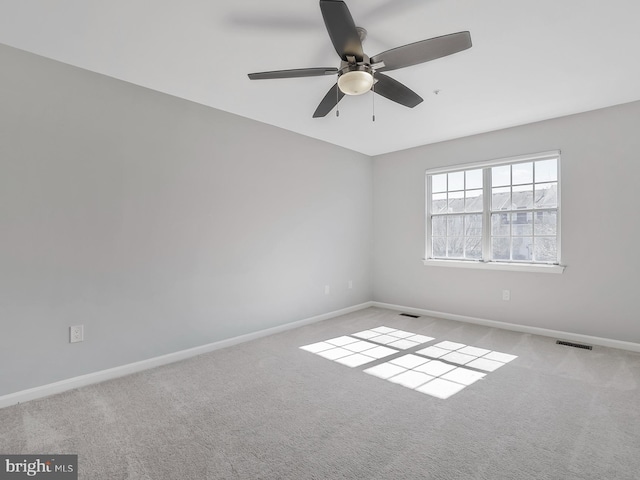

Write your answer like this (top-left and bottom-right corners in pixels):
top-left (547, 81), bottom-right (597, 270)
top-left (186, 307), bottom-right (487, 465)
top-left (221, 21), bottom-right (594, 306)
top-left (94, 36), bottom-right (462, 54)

top-left (422, 259), bottom-right (565, 274)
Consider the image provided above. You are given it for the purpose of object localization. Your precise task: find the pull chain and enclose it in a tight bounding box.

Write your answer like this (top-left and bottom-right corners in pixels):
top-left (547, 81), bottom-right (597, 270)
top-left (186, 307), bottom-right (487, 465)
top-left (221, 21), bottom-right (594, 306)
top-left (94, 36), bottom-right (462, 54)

top-left (372, 80), bottom-right (376, 122)
top-left (336, 82), bottom-right (340, 117)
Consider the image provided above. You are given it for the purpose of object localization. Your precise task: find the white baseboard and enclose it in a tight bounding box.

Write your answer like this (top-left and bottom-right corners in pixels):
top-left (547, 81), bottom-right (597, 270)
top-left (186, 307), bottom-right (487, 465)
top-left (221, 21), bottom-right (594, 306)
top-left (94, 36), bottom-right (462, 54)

top-left (371, 301), bottom-right (640, 353)
top-left (0, 301), bottom-right (374, 409)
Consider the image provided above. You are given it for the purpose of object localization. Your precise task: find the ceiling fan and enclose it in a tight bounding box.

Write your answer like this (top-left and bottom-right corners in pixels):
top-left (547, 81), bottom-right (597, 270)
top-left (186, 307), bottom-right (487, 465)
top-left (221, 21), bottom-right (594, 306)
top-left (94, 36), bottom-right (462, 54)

top-left (247, 0), bottom-right (472, 118)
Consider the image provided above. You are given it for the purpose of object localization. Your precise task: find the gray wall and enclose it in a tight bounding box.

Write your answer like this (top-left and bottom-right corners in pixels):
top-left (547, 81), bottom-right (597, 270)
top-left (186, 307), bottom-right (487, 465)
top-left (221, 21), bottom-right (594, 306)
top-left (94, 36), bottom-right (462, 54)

top-left (3, 41), bottom-right (639, 399)
top-left (0, 44), bottom-right (373, 396)
top-left (373, 100), bottom-right (640, 343)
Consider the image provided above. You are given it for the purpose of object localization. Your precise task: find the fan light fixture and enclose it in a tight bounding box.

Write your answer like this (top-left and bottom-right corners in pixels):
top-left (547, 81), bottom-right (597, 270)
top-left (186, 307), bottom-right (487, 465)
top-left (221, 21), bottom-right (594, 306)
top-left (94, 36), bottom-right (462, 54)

top-left (338, 70), bottom-right (374, 95)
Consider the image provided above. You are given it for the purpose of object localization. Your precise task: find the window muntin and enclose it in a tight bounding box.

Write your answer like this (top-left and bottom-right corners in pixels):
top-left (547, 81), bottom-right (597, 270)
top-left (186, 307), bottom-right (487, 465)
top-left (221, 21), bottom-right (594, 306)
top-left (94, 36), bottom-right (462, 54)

top-left (426, 153), bottom-right (560, 266)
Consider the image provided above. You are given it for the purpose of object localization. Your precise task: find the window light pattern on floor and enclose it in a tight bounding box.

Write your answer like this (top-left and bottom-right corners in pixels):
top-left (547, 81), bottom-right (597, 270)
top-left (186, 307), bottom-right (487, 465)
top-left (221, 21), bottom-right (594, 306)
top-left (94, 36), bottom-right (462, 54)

top-left (365, 342), bottom-right (518, 399)
top-left (299, 326), bottom-right (434, 368)
top-left (299, 326), bottom-right (517, 400)
top-left (365, 355), bottom-right (485, 399)
top-left (352, 326), bottom-right (434, 350)
top-left (416, 341), bottom-right (517, 372)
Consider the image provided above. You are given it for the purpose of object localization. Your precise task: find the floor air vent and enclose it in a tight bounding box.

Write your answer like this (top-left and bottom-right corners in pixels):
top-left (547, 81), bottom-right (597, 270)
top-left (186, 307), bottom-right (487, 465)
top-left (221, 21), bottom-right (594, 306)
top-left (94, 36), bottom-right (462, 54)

top-left (556, 340), bottom-right (593, 350)
top-left (399, 313), bottom-right (420, 318)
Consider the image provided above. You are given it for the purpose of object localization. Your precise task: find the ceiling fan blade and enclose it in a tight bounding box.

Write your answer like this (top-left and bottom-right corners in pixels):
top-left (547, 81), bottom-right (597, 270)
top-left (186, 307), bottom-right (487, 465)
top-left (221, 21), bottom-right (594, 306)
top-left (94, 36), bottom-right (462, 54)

top-left (313, 83), bottom-right (345, 118)
top-left (319, 0), bottom-right (364, 61)
top-left (371, 31), bottom-right (472, 72)
top-left (248, 68), bottom-right (338, 80)
top-left (373, 73), bottom-right (423, 108)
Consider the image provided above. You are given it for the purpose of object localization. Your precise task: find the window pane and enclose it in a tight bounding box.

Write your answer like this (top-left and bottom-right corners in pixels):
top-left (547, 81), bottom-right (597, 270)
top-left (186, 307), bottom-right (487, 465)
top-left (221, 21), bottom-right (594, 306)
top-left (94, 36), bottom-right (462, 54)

top-left (534, 236), bottom-right (557, 263)
top-left (448, 191), bottom-right (464, 213)
top-left (465, 214), bottom-right (483, 237)
top-left (448, 171), bottom-right (464, 191)
top-left (465, 237), bottom-right (482, 259)
top-left (432, 216), bottom-right (447, 236)
top-left (535, 183), bottom-right (557, 208)
top-left (512, 237), bottom-right (533, 261)
top-left (535, 159), bottom-right (557, 183)
top-left (492, 237), bottom-right (510, 260)
top-left (512, 162), bottom-right (533, 185)
top-left (432, 193), bottom-right (447, 213)
top-left (492, 165), bottom-right (510, 187)
top-left (512, 212), bottom-right (533, 236)
top-left (492, 187), bottom-right (511, 211)
top-left (465, 189), bottom-right (483, 212)
top-left (512, 184), bottom-right (533, 209)
top-left (491, 213), bottom-right (510, 236)
top-left (534, 211), bottom-right (557, 235)
top-left (466, 169), bottom-right (483, 190)
top-left (447, 215), bottom-right (464, 237)
top-left (447, 237), bottom-right (464, 257)
top-left (432, 236), bottom-right (446, 258)
top-left (432, 174), bottom-right (447, 193)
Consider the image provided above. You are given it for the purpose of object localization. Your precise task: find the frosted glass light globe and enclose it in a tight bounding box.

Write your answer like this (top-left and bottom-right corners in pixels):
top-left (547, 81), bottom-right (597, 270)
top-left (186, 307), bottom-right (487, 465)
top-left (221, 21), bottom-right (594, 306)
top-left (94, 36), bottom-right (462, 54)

top-left (338, 70), bottom-right (374, 95)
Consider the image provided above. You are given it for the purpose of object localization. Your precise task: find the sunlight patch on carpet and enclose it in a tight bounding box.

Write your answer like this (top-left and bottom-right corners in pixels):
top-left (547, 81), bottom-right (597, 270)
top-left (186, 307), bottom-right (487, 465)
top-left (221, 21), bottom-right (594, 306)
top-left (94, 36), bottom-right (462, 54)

top-left (299, 325), bottom-right (518, 400)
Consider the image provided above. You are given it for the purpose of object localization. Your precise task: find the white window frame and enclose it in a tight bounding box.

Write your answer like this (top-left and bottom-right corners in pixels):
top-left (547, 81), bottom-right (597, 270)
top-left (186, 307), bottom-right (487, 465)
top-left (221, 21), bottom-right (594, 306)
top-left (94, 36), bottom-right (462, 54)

top-left (424, 150), bottom-right (565, 274)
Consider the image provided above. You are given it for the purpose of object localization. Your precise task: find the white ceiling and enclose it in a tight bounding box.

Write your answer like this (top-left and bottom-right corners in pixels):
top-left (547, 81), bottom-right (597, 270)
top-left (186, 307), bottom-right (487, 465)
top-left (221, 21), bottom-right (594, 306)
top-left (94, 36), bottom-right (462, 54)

top-left (1, 0), bottom-right (639, 156)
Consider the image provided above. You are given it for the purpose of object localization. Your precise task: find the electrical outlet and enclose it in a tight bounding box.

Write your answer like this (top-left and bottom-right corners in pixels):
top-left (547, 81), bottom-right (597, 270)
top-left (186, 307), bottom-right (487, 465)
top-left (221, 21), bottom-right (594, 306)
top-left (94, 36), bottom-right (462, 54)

top-left (324, 285), bottom-right (330, 295)
top-left (502, 290), bottom-right (511, 301)
top-left (348, 280), bottom-right (353, 289)
top-left (70, 325), bottom-right (84, 343)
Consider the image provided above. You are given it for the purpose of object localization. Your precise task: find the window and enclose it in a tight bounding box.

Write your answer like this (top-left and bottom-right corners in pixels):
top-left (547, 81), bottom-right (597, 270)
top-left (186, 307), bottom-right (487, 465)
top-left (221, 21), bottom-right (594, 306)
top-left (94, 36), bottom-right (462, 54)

top-left (426, 151), bottom-right (562, 271)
